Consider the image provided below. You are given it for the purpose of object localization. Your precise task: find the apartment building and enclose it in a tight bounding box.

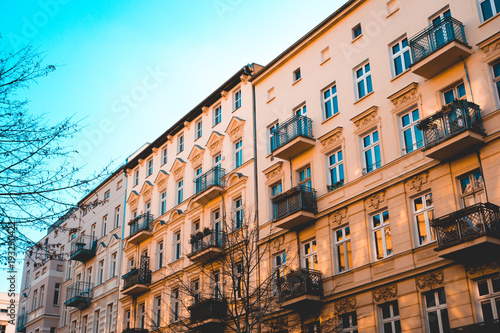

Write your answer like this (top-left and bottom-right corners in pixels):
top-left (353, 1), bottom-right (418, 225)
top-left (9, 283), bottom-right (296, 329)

top-left (118, 64), bottom-right (262, 333)
top-left (1, 292), bottom-right (18, 333)
top-left (252, 0), bottom-right (500, 332)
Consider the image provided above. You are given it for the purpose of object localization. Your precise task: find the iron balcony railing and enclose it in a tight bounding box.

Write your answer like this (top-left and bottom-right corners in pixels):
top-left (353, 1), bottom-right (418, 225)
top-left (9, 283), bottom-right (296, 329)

top-left (129, 212), bottom-right (154, 237)
top-left (272, 186), bottom-right (317, 221)
top-left (69, 235), bottom-right (97, 260)
top-left (409, 16), bottom-right (467, 65)
top-left (189, 228), bottom-right (226, 256)
top-left (188, 297), bottom-right (228, 324)
top-left (450, 319), bottom-right (500, 332)
top-left (65, 281), bottom-right (93, 305)
top-left (278, 268), bottom-right (323, 303)
top-left (417, 100), bottom-right (484, 150)
top-left (271, 115), bottom-right (313, 153)
top-left (16, 313), bottom-right (27, 331)
top-left (122, 329), bottom-right (149, 333)
top-left (122, 267), bottom-right (152, 290)
top-left (432, 203), bottom-right (500, 250)
top-left (194, 166), bottom-right (226, 195)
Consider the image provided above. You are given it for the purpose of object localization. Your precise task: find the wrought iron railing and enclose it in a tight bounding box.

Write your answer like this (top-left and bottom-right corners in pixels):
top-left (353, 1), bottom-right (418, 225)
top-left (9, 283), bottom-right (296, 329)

top-left (122, 256), bottom-right (152, 289)
top-left (450, 319), bottom-right (500, 332)
top-left (129, 212), bottom-right (154, 237)
top-left (327, 181), bottom-right (344, 192)
top-left (410, 16), bottom-right (467, 65)
top-left (432, 203), bottom-right (500, 250)
top-left (65, 281), bottom-right (93, 304)
top-left (272, 186), bottom-right (317, 221)
top-left (417, 100), bottom-right (484, 150)
top-left (188, 298), bottom-right (228, 323)
top-left (69, 235), bottom-right (96, 259)
top-left (189, 228), bottom-right (226, 256)
top-left (16, 313), bottom-right (27, 331)
top-left (278, 269), bottom-right (323, 303)
top-left (194, 166), bottom-right (226, 195)
top-left (271, 115), bottom-right (313, 153)
top-left (122, 329), bottom-right (149, 333)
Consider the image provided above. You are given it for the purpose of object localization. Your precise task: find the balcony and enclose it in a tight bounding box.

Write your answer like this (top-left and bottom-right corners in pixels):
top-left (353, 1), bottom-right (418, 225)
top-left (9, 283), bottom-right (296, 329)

top-left (450, 319), bottom-right (500, 332)
top-left (16, 313), bottom-right (27, 332)
top-left (432, 203), bottom-right (500, 262)
top-left (187, 229), bottom-right (226, 264)
top-left (122, 256), bottom-right (152, 296)
top-left (122, 329), bottom-right (149, 333)
top-left (417, 100), bottom-right (485, 161)
top-left (278, 269), bottom-right (323, 310)
top-left (65, 282), bottom-right (93, 309)
top-left (69, 235), bottom-right (97, 262)
top-left (188, 298), bottom-right (227, 332)
top-left (271, 115), bottom-right (315, 160)
top-left (128, 212), bottom-right (154, 243)
top-left (410, 16), bottom-right (472, 79)
top-left (272, 186), bottom-right (317, 229)
top-left (193, 167), bottom-right (226, 205)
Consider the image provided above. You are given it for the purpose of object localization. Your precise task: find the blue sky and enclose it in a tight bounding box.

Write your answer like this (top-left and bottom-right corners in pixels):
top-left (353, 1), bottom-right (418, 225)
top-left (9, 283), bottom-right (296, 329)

top-left (0, 0), bottom-right (345, 292)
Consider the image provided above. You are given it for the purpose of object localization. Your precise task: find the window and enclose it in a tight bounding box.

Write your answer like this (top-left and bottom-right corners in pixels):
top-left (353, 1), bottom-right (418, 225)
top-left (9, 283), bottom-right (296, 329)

top-left (293, 68), bottom-right (301, 82)
top-left (339, 312), bottom-right (358, 333)
top-left (476, 276), bottom-right (500, 322)
top-left (117, 179), bottom-right (123, 190)
top-left (39, 285), bottom-right (45, 307)
top-left (214, 105), bottom-right (222, 125)
top-left (194, 166), bottom-right (203, 193)
top-left (458, 170), bottom-right (485, 207)
top-left (97, 260), bottom-right (104, 284)
top-left (195, 119), bottom-right (203, 139)
top-left (298, 166), bottom-right (312, 188)
top-left (423, 288), bottom-right (450, 333)
top-left (478, 0), bottom-right (500, 21)
top-left (412, 193), bottom-right (435, 246)
top-left (71, 320), bottom-right (77, 333)
top-left (213, 270), bottom-right (222, 299)
top-left (234, 197), bottom-right (243, 229)
top-left (234, 89), bottom-right (242, 110)
top-left (305, 322), bottom-right (320, 333)
top-left (114, 206), bottom-right (120, 229)
top-left (321, 46), bottom-right (330, 63)
top-left (160, 191), bottom-right (167, 216)
top-left (401, 109), bottom-right (423, 154)
top-left (53, 283), bottom-right (60, 306)
top-left (91, 224), bottom-right (96, 239)
top-left (267, 87), bottom-right (275, 102)
top-left (362, 130), bottom-right (381, 174)
top-left (171, 288), bottom-right (180, 322)
top-left (138, 303), bottom-right (145, 329)
top-left (355, 62), bottom-right (373, 100)
top-left (25, 271), bottom-right (30, 289)
top-left (147, 158), bottom-right (153, 176)
top-left (157, 241), bottom-right (164, 269)
top-left (93, 310), bottom-right (100, 333)
top-left (235, 139), bottom-right (243, 168)
top-left (173, 231), bottom-right (181, 261)
top-left (294, 104), bottom-right (307, 116)
top-left (82, 316), bottom-right (88, 333)
top-left (124, 309), bottom-right (131, 330)
top-left (133, 169), bottom-right (139, 186)
top-left (110, 252), bottom-right (117, 278)
top-left (371, 210), bottom-right (392, 260)
top-left (87, 267), bottom-right (93, 284)
top-left (323, 84), bottom-right (339, 119)
top-left (379, 301), bottom-right (401, 333)
top-left (176, 179), bottom-right (183, 205)
top-left (145, 201), bottom-right (151, 215)
top-left (328, 150), bottom-right (344, 190)
top-left (104, 190), bottom-right (110, 199)
top-left (214, 153), bottom-right (222, 167)
top-left (273, 252), bottom-right (286, 294)
top-left (177, 133), bottom-right (184, 153)
top-left (102, 215), bottom-right (107, 236)
top-left (352, 23), bottom-right (362, 39)
top-left (334, 226), bottom-right (352, 273)
top-left (271, 182), bottom-right (282, 197)
top-left (493, 60), bottom-right (500, 101)
top-left (154, 295), bottom-right (162, 327)
top-left (390, 37), bottom-right (411, 77)
top-left (192, 280), bottom-right (201, 302)
top-left (161, 146), bottom-right (168, 165)
top-left (303, 239), bottom-right (318, 270)
top-left (443, 82), bottom-right (466, 105)
top-left (234, 262), bottom-right (244, 299)
top-left (269, 122), bottom-right (279, 152)
top-left (106, 304), bottom-right (113, 332)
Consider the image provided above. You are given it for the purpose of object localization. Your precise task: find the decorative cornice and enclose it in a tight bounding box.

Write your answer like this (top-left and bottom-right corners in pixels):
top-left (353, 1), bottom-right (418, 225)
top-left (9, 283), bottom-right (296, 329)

top-left (329, 207), bottom-right (348, 226)
top-left (365, 191), bottom-right (386, 210)
top-left (416, 270), bottom-right (444, 291)
top-left (271, 236), bottom-right (285, 251)
top-left (334, 297), bottom-right (356, 314)
top-left (372, 284), bottom-right (398, 304)
top-left (202, 106), bottom-right (209, 115)
top-left (263, 162), bottom-right (283, 185)
top-left (466, 260), bottom-right (499, 279)
top-left (206, 132), bottom-right (224, 156)
top-left (188, 145), bottom-right (205, 168)
top-left (387, 82), bottom-right (419, 111)
top-left (406, 172), bottom-right (429, 192)
top-left (221, 90), bottom-right (228, 100)
top-left (350, 106), bottom-right (379, 134)
top-left (240, 74), bottom-right (250, 85)
top-left (225, 117), bottom-right (246, 142)
top-left (318, 126), bottom-right (343, 153)
top-left (184, 121), bottom-right (191, 130)
top-left (170, 158), bottom-right (186, 181)
top-left (139, 181), bottom-right (154, 202)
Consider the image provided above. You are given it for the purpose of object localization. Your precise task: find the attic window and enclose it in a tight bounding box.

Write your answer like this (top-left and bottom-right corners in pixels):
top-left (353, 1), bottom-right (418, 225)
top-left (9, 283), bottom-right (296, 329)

top-left (352, 24), bottom-right (362, 40)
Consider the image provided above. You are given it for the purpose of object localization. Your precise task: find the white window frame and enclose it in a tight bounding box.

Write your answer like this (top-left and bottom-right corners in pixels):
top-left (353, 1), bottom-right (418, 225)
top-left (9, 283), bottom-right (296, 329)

top-left (106, 304), bottom-right (113, 332)
top-left (400, 109), bottom-right (423, 155)
top-left (339, 312), bottom-right (358, 333)
top-left (293, 68), bottom-right (301, 82)
top-left (458, 170), bottom-right (485, 208)
top-left (176, 179), bottom-right (184, 205)
top-left (354, 61), bottom-right (372, 100)
top-left (492, 60), bottom-right (500, 106)
top-left (294, 104), bottom-right (307, 116)
top-left (213, 105), bottom-right (222, 125)
top-left (268, 122), bottom-right (279, 153)
top-left (477, 0), bottom-right (500, 22)
top-left (154, 295), bottom-right (162, 327)
top-left (160, 191), bottom-right (167, 215)
top-left (390, 36), bottom-right (411, 77)
top-left (93, 310), bottom-right (100, 333)
top-left (475, 276), bottom-right (500, 322)
top-left (161, 146), bottom-right (168, 165)
top-left (147, 159), bottom-right (153, 177)
top-left (173, 231), bottom-right (181, 261)
top-left (334, 225), bottom-right (352, 273)
top-left (362, 130), bottom-right (381, 174)
top-left (234, 89), bottom-right (242, 110)
top-left (171, 288), bottom-right (180, 322)
top-left (234, 139), bottom-right (243, 168)
top-left (133, 169), bottom-right (139, 187)
top-left (423, 288), bottom-right (450, 333)
top-left (412, 192), bottom-right (435, 247)
top-left (352, 23), bottom-right (362, 39)
top-left (328, 149), bottom-right (344, 189)
top-left (303, 239), bottom-right (318, 270)
top-left (371, 210), bottom-right (392, 260)
top-left (234, 197), bottom-right (243, 230)
top-left (213, 153), bottom-right (222, 167)
top-left (101, 215), bottom-right (107, 237)
top-left (322, 84), bottom-right (339, 119)
top-left (53, 283), bottom-right (60, 306)
top-left (156, 241), bottom-right (164, 269)
top-left (195, 119), bottom-right (203, 140)
top-left (114, 206), bottom-right (120, 229)
top-left (98, 260), bottom-right (104, 285)
top-left (110, 252), bottom-right (117, 278)
top-left (379, 301), bottom-right (401, 333)
top-left (234, 261), bottom-right (244, 299)
top-left (442, 81), bottom-right (466, 105)
top-left (177, 133), bottom-right (184, 153)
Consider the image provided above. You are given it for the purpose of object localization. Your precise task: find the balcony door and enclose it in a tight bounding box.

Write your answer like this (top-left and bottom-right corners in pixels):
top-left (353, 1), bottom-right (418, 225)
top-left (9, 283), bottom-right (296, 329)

top-left (430, 9), bottom-right (452, 49)
top-left (213, 209), bottom-right (222, 247)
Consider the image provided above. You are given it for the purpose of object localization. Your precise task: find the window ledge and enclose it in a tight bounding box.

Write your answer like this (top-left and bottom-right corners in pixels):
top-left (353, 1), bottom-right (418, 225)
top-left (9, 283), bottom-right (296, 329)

top-left (386, 8), bottom-right (399, 18)
top-left (479, 12), bottom-right (500, 28)
top-left (390, 68), bottom-right (411, 82)
top-left (266, 97), bottom-right (275, 104)
top-left (354, 90), bottom-right (374, 105)
top-left (292, 78), bottom-right (302, 86)
top-left (321, 112), bottom-right (340, 125)
top-left (352, 34), bottom-right (363, 43)
top-left (320, 57), bottom-right (331, 66)
top-left (233, 106), bottom-right (241, 113)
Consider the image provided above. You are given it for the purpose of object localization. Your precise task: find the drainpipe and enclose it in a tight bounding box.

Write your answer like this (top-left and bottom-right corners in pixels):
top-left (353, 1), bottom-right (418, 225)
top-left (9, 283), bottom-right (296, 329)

top-left (462, 59), bottom-right (474, 103)
top-left (476, 151), bottom-right (490, 203)
top-left (118, 168), bottom-right (128, 330)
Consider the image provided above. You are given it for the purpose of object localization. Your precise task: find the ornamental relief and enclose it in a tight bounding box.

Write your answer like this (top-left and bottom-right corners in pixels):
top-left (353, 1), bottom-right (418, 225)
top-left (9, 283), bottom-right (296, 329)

top-left (264, 163), bottom-right (283, 185)
top-left (271, 236), bottom-right (285, 251)
top-left (406, 172), bottom-right (429, 192)
top-left (466, 260), bottom-right (499, 279)
top-left (372, 284), bottom-right (398, 304)
top-left (329, 207), bottom-right (348, 226)
top-left (416, 270), bottom-right (444, 291)
top-left (209, 139), bottom-right (223, 155)
top-left (319, 127), bottom-right (343, 154)
top-left (351, 106), bottom-right (378, 135)
top-left (157, 179), bottom-right (167, 191)
top-left (334, 297), bottom-right (356, 314)
top-left (129, 198), bottom-right (139, 211)
top-left (365, 191), bottom-right (386, 210)
top-left (229, 125), bottom-right (244, 142)
top-left (142, 189), bottom-right (152, 202)
top-left (173, 166), bottom-right (185, 181)
top-left (481, 40), bottom-right (500, 62)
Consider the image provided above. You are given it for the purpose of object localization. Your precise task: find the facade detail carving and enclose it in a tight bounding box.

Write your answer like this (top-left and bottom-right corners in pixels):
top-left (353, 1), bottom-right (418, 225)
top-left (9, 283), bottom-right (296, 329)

top-left (225, 116), bottom-right (246, 142)
top-left (188, 145), bottom-right (205, 168)
top-left (221, 90), bottom-right (228, 100)
top-left (240, 74), bottom-right (251, 84)
top-left (319, 126), bottom-right (343, 153)
top-left (263, 162), bottom-right (283, 185)
top-left (334, 297), bottom-right (356, 314)
top-left (139, 181), bottom-right (154, 202)
top-left (329, 207), bottom-right (348, 226)
top-left (206, 131), bottom-right (224, 156)
top-left (351, 106), bottom-right (379, 135)
top-left (406, 172), bottom-right (429, 192)
top-left (154, 170), bottom-right (169, 191)
top-left (127, 190), bottom-right (140, 211)
top-left (466, 260), bottom-right (499, 279)
top-left (202, 106), bottom-right (209, 115)
top-left (170, 158), bottom-right (186, 181)
top-left (365, 191), bottom-right (386, 210)
top-left (388, 82), bottom-right (419, 112)
top-left (372, 284), bottom-right (398, 304)
top-left (479, 33), bottom-right (500, 62)
top-left (416, 271), bottom-right (444, 291)
top-left (271, 236), bottom-right (285, 251)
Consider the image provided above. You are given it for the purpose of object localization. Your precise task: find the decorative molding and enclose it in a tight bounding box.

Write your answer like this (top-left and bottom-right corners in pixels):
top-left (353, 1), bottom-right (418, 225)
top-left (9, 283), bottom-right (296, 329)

top-left (388, 82), bottom-right (419, 112)
top-left (406, 172), bottom-right (429, 192)
top-left (240, 74), bottom-right (250, 85)
top-left (170, 158), bottom-right (186, 181)
top-left (365, 191), bottom-right (386, 210)
top-left (334, 297), bottom-right (356, 314)
top-left (416, 248), bottom-right (436, 261)
top-left (188, 145), bottom-right (205, 168)
top-left (206, 132), bottom-right (224, 156)
top-left (154, 170), bottom-right (169, 191)
top-left (221, 90), bottom-right (228, 100)
top-left (127, 191), bottom-right (140, 211)
top-left (152, 147), bottom-right (159, 154)
top-left (318, 127), bottom-right (343, 153)
top-left (373, 260), bottom-right (394, 275)
top-left (478, 31), bottom-right (500, 62)
top-left (329, 207), bottom-right (348, 226)
top-left (466, 260), bottom-right (499, 279)
top-left (263, 162), bottom-right (283, 185)
top-left (416, 271), bottom-right (444, 291)
top-left (350, 106), bottom-right (379, 135)
top-left (139, 181), bottom-right (154, 202)
top-left (167, 135), bottom-right (173, 143)
top-left (372, 284), bottom-right (398, 304)
top-left (225, 116), bottom-right (246, 142)
top-left (202, 106), bottom-right (209, 115)
top-left (271, 236), bottom-right (284, 251)
top-left (138, 159), bottom-right (145, 167)
top-left (184, 121), bottom-right (191, 130)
